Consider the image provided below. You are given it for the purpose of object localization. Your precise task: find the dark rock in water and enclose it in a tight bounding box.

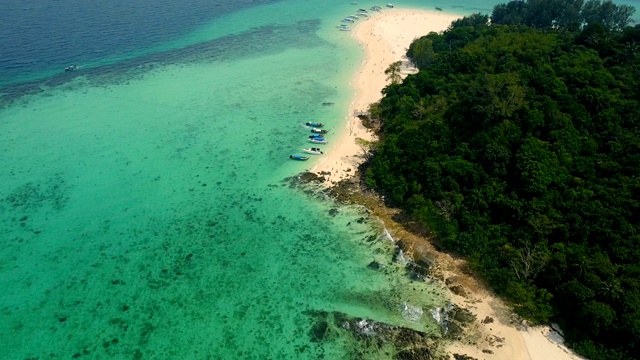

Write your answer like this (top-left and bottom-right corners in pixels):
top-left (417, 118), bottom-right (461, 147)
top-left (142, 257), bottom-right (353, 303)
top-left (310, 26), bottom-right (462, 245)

top-left (333, 311), bottom-right (349, 328)
top-left (356, 217), bottom-right (365, 223)
top-left (415, 256), bottom-right (431, 269)
top-left (291, 172), bottom-right (326, 184)
top-left (367, 261), bottom-right (381, 270)
top-left (328, 208), bottom-right (339, 216)
top-left (365, 234), bottom-right (377, 243)
top-left (322, 102), bottom-right (335, 106)
top-left (303, 310), bottom-right (435, 358)
top-left (406, 262), bottom-right (429, 281)
top-left (392, 244), bottom-right (405, 262)
top-left (309, 319), bottom-right (328, 342)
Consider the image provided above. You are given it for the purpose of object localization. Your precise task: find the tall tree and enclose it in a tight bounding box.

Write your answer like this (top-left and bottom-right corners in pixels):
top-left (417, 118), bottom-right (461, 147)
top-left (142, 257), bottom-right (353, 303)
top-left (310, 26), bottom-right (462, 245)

top-left (384, 61), bottom-right (403, 84)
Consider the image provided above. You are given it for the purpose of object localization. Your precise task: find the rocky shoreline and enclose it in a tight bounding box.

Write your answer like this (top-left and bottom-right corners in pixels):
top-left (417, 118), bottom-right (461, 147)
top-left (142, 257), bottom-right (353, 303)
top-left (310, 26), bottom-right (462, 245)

top-left (287, 171), bottom-right (508, 360)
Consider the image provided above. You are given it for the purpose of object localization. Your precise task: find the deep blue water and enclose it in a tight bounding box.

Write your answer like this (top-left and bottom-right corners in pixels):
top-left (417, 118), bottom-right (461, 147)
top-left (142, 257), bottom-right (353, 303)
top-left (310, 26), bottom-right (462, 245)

top-left (0, 0), bottom-right (281, 86)
top-left (2, 0), bottom-right (637, 88)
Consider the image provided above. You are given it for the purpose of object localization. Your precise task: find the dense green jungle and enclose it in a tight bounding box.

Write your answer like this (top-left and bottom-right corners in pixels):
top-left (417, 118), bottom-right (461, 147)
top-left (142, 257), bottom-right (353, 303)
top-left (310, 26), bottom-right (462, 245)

top-left (364, 0), bottom-right (640, 358)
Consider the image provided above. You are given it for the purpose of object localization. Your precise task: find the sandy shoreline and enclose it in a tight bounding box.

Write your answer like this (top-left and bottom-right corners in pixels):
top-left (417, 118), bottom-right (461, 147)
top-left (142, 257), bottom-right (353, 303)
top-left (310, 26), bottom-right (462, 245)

top-left (313, 8), bottom-right (584, 360)
top-left (311, 9), bottom-right (460, 184)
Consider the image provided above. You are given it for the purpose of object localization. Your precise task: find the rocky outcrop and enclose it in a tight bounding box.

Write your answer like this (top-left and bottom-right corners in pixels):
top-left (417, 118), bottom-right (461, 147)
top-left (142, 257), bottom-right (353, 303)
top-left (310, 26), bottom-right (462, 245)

top-left (304, 310), bottom-right (435, 360)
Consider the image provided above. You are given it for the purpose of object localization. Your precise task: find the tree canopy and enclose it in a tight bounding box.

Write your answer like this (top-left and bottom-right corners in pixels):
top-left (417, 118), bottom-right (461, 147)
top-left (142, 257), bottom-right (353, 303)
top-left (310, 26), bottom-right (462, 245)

top-left (367, 7), bottom-right (640, 359)
top-left (491, 0), bottom-right (636, 31)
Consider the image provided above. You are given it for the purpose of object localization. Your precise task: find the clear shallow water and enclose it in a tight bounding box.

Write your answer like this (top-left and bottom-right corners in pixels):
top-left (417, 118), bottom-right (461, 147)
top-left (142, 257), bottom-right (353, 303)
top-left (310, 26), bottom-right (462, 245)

top-left (0, 0), bottom-right (637, 358)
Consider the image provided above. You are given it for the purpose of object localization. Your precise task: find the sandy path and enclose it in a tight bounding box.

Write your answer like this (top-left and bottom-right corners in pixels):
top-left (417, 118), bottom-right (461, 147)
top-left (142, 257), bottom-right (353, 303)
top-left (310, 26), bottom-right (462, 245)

top-left (313, 8), bottom-right (585, 360)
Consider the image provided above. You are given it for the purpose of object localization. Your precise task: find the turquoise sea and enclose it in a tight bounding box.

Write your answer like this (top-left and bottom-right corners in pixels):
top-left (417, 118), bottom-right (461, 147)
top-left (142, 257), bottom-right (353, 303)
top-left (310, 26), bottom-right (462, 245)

top-left (0, 0), bottom-right (637, 358)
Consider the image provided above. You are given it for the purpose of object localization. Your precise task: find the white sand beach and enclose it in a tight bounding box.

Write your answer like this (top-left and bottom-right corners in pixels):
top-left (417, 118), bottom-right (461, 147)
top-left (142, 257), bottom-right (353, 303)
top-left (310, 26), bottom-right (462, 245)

top-left (313, 8), bottom-right (584, 360)
top-left (311, 9), bottom-right (460, 184)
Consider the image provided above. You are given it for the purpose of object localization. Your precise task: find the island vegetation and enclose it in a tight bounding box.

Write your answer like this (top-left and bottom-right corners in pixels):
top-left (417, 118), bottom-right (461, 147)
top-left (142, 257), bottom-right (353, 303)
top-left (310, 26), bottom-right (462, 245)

top-left (363, 0), bottom-right (640, 358)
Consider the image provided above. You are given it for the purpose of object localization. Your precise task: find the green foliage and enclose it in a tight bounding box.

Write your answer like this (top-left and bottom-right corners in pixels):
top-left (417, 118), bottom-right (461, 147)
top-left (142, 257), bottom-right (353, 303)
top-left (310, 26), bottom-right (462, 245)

top-left (384, 61), bottom-right (403, 85)
top-left (406, 36), bottom-right (437, 69)
top-left (369, 19), bottom-right (640, 359)
top-left (491, 0), bottom-right (636, 31)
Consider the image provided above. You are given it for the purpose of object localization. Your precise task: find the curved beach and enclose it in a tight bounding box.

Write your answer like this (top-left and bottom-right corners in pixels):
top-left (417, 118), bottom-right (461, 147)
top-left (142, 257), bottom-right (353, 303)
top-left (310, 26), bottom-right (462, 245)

top-left (318, 8), bottom-right (584, 360)
top-left (311, 9), bottom-right (460, 184)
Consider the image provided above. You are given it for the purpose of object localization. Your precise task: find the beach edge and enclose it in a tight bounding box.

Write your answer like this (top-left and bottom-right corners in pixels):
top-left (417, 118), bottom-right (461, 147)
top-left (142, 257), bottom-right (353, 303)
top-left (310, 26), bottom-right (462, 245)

top-left (315, 8), bottom-right (585, 360)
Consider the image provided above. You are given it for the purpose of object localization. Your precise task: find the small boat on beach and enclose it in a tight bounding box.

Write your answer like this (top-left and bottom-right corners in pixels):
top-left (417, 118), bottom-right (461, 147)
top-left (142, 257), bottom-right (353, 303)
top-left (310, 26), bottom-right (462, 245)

top-left (289, 155), bottom-right (310, 161)
top-left (303, 148), bottom-right (324, 155)
top-left (311, 128), bottom-right (329, 134)
top-left (371, 6), bottom-right (382, 11)
top-left (306, 122), bottom-right (325, 128)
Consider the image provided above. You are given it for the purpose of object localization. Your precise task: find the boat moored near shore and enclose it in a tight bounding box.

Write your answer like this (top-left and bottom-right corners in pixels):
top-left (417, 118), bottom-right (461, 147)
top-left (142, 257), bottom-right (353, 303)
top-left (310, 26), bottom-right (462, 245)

top-left (303, 147), bottom-right (324, 155)
top-left (289, 155), bottom-right (310, 161)
top-left (306, 122), bottom-right (325, 128)
top-left (308, 136), bottom-right (328, 144)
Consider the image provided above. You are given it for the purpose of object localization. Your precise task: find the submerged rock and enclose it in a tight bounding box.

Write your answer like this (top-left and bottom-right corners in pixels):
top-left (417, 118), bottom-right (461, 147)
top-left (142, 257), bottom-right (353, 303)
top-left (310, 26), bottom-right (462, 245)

top-left (367, 260), bottom-right (381, 270)
top-left (309, 319), bottom-right (328, 342)
top-left (406, 262), bottom-right (429, 281)
top-left (303, 310), bottom-right (435, 359)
